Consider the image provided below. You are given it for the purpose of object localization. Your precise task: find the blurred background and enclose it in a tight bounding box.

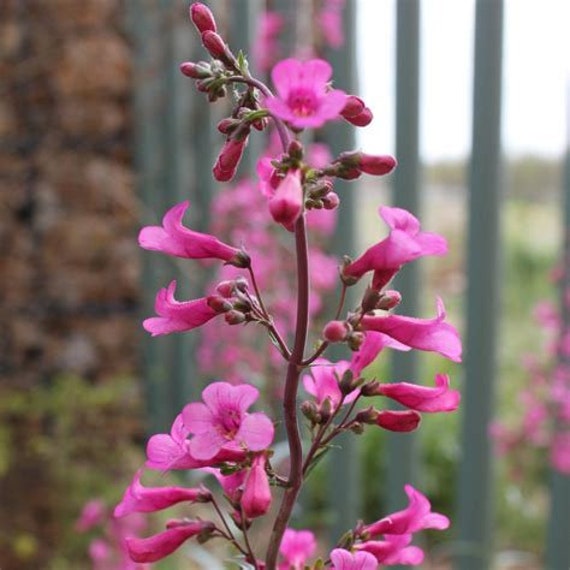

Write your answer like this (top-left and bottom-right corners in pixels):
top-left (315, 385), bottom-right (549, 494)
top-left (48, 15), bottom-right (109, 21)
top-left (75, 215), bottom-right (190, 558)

top-left (0, 0), bottom-right (569, 568)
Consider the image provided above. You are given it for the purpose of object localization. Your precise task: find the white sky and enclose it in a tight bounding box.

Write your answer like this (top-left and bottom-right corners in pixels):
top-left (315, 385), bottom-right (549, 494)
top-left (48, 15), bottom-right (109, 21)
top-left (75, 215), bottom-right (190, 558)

top-left (357, 0), bottom-right (570, 162)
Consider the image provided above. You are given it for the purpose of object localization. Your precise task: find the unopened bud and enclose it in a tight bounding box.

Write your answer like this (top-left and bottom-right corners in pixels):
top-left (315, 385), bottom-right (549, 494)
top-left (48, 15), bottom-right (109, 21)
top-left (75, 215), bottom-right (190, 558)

top-left (358, 153), bottom-right (397, 176)
top-left (376, 410), bottom-right (421, 432)
top-left (347, 331), bottom-right (365, 351)
top-left (319, 396), bottom-right (334, 422)
top-left (215, 280), bottom-right (236, 298)
top-left (217, 117), bottom-right (240, 135)
top-left (301, 400), bottom-right (320, 423)
top-left (341, 95), bottom-right (366, 119)
top-left (322, 192), bottom-right (340, 210)
top-left (207, 295), bottom-right (232, 313)
top-left (323, 320), bottom-right (349, 343)
top-left (225, 310), bottom-right (247, 325)
top-left (235, 276), bottom-right (249, 292)
top-left (346, 107), bottom-right (373, 127)
top-left (376, 290), bottom-right (402, 310)
top-left (287, 140), bottom-right (304, 161)
top-left (190, 2), bottom-right (217, 34)
top-left (339, 369), bottom-right (364, 395)
top-left (201, 30), bottom-right (227, 59)
top-left (180, 61), bottom-right (211, 79)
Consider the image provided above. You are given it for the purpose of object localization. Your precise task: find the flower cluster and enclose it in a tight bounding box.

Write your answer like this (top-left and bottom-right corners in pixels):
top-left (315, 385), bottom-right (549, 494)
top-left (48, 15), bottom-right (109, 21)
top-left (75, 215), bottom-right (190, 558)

top-left (114, 3), bottom-right (463, 568)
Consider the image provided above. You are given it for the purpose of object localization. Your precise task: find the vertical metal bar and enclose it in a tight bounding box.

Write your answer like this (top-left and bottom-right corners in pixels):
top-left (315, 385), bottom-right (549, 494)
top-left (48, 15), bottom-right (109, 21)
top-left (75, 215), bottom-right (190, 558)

top-left (387, 0), bottom-right (421, 530)
top-left (545, 104), bottom-right (570, 569)
top-left (323, 0), bottom-right (360, 543)
top-left (456, 2), bottom-right (504, 568)
top-left (128, 0), bottom-right (171, 433)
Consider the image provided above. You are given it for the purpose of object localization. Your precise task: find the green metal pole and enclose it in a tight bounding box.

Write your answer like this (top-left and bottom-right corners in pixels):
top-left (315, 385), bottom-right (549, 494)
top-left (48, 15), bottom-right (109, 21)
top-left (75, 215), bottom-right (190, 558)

top-left (545, 115), bottom-right (570, 569)
top-left (456, 1), bottom-right (504, 568)
top-left (387, 0), bottom-right (421, 523)
top-left (323, 0), bottom-right (360, 543)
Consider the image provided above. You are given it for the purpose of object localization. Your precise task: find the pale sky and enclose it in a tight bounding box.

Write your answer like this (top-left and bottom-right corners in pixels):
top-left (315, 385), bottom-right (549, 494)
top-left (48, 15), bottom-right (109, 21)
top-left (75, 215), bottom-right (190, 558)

top-left (357, 0), bottom-right (570, 162)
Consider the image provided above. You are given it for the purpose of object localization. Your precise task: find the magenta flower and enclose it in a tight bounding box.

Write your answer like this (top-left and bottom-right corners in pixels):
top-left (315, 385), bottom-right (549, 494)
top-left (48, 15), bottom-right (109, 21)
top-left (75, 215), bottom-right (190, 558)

top-left (182, 382), bottom-right (274, 460)
top-left (145, 413), bottom-right (245, 471)
top-left (278, 528), bottom-right (317, 570)
top-left (125, 521), bottom-right (214, 563)
top-left (360, 298), bottom-right (462, 362)
top-left (303, 358), bottom-right (353, 409)
top-left (375, 410), bottom-right (421, 432)
top-left (357, 534), bottom-right (424, 566)
top-left (143, 281), bottom-right (219, 337)
top-left (268, 169), bottom-right (304, 230)
top-left (114, 469), bottom-right (210, 518)
top-left (242, 454), bottom-right (272, 518)
top-left (363, 484), bottom-right (450, 537)
top-left (138, 201), bottom-right (248, 267)
top-left (75, 499), bottom-right (105, 532)
top-left (375, 374), bottom-right (460, 413)
top-left (330, 548), bottom-right (377, 570)
top-left (344, 206), bottom-right (447, 289)
top-left (265, 59), bottom-right (347, 129)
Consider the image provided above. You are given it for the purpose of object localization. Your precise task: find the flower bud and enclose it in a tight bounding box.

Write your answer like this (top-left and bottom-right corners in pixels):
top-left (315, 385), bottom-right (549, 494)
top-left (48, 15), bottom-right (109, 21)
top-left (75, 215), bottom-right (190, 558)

top-left (217, 117), bottom-right (240, 135)
top-left (323, 320), bottom-right (349, 343)
top-left (287, 139), bottom-right (304, 161)
top-left (225, 310), bottom-right (247, 325)
top-left (190, 3), bottom-right (217, 33)
top-left (358, 153), bottom-right (397, 176)
top-left (207, 295), bottom-right (232, 313)
top-left (201, 31), bottom-right (227, 59)
top-left (268, 170), bottom-right (303, 230)
top-left (215, 280), bottom-right (236, 298)
top-left (319, 396), bottom-right (334, 422)
top-left (180, 61), bottom-right (211, 79)
top-left (346, 107), bottom-right (373, 127)
top-left (341, 96), bottom-right (366, 119)
top-left (242, 455), bottom-right (272, 518)
top-left (213, 137), bottom-right (248, 182)
top-left (322, 192), bottom-right (340, 210)
top-left (375, 410), bottom-right (421, 432)
top-left (376, 290), bottom-right (402, 310)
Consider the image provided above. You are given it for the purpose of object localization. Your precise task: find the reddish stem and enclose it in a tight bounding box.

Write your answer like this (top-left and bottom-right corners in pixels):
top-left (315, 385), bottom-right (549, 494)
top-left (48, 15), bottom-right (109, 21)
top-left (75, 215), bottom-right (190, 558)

top-left (265, 214), bottom-right (310, 569)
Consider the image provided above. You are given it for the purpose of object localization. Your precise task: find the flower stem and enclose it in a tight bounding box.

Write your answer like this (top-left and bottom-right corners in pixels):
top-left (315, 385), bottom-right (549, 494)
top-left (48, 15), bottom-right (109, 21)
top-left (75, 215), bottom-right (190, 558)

top-left (264, 214), bottom-right (310, 569)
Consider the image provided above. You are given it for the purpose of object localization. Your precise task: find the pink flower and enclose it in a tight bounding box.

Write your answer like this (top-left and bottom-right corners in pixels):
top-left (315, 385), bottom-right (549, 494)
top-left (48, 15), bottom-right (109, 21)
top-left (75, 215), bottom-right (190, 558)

top-left (213, 137), bottom-right (249, 182)
top-left (76, 499), bottom-right (105, 532)
top-left (344, 206), bottom-right (447, 289)
top-left (278, 528), bottom-right (317, 570)
top-left (143, 281), bottom-right (219, 336)
top-left (303, 358), bottom-right (353, 409)
top-left (253, 11), bottom-right (283, 72)
top-left (340, 96), bottom-right (373, 127)
top-left (317, 0), bottom-right (346, 49)
top-left (551, 432), bottom-right (570, 474)
top-left (138, 201), bottom-right (248, 266)
top-left (189, 2), bottom-right (217, 33)
top-left (125, 521), bottom-right (213, 563)
top-left (145, 414), bottom-right (245, 471)
top-left (360, 298), bottom-right (462, 363)
top-left (265, 59), bottom-right (347, 129)
top-left (374, 374), bottom-right (460, 413)
top-left (363, 484), bottom-right (449, 537)
top-left (268, 170), bottom-right (304, 230)
top-left (182, 382), bottom-right (274, 460)
top-left (357, 534), bottom-right (424, 565)
top-left (330, 548), bottom-right (377, 570)
top-left (114, 469), bottom-right (210, 518)
top-left (375, 410), bottom-right (421, 432)
top-left (242, 455), bottom-right (272, 518)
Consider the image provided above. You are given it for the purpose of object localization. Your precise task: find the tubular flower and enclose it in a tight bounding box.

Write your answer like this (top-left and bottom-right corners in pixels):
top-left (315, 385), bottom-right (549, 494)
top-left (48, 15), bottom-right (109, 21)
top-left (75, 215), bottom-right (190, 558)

top-left (375, 410), bottom-right (421, 432)
top-left (268, 169), bottom-right (304, 230)
top-left (360, 298), bottom-right (462, 363)
top-left (182, 382), bottom-right (274, 460)
top-left (138, 201), bottom-right (249, 267)
top-left (356, 534), bottom-right (424, 566)
top-left (363, 484), bottom-right (450, 537)
top-left (330, 548), bottom-right (378, 570)
top-left (278, 528), bottom-right (317, 570)
top-left (125, 521), bottom-right (214, 563)
top-left (265, 58), bottom-right (347, 129)
top-left (114, 469), bottom-right (210, 518)
top-left (373, 373), bottom-right (460, 413)
top-left (242, 454), bottom-right (272, 518)
top-left (143, 281), bottom-right (220, 337)
top-left (343, 206), bottom-right (447, 289)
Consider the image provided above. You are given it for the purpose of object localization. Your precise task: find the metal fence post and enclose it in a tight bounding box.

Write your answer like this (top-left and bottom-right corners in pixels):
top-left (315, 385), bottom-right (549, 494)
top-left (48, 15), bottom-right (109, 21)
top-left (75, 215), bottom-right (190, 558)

top-left (545, 110), bottom-right (570, 569)
top-left (456, 1), bottom-right (504, 568)
top-left (387, 1), bottom-right (421, 531)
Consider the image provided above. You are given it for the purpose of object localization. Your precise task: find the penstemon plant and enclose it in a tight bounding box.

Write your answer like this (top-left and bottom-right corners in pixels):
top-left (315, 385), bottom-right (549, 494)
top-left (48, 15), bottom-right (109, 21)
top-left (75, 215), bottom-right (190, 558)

top-left (115, 3), bottom-right (463, 568)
